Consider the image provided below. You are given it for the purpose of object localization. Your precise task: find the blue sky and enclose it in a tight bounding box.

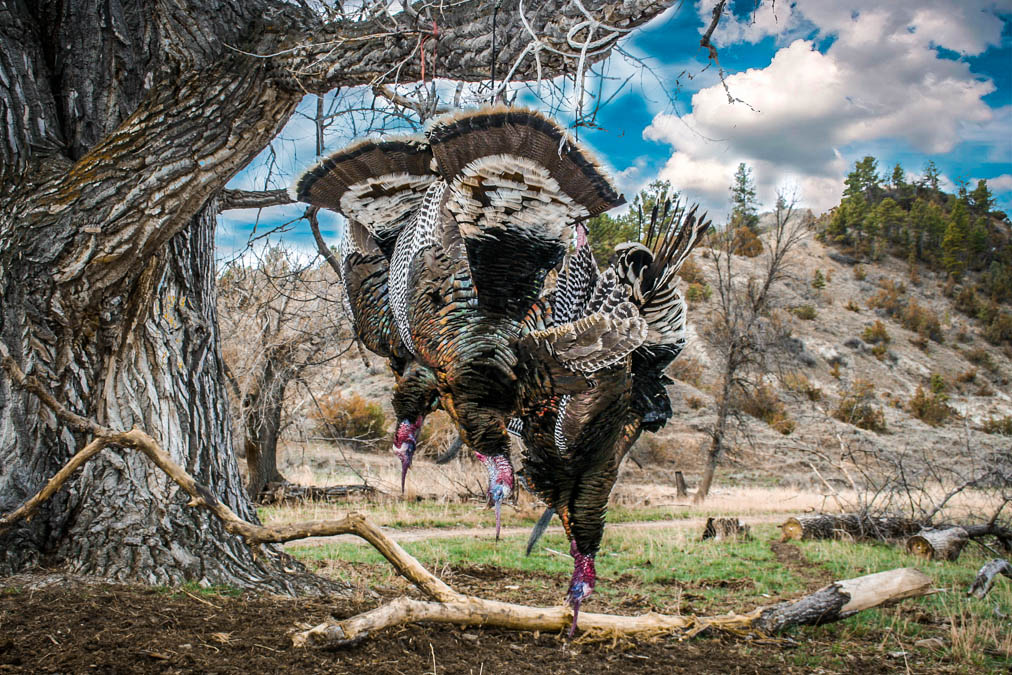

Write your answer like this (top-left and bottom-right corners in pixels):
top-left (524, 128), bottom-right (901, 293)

top-left (218, 1), bottom-right (1012, 259)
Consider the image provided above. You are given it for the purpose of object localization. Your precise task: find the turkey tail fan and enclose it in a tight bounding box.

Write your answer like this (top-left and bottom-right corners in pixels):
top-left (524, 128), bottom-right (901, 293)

top-left (290, 135), bottom-right (435, 255)
top-left (612, 203), bottom-right (710, 346)
top-left (427, 106), bottom-right (625, 319)
top-left (526, 507), bottom-right (556, 556)
top-left (427, 106), bottom-right (623, 216)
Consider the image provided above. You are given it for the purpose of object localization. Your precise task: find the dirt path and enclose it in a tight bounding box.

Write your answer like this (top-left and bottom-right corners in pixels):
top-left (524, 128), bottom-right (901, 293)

top-left (284, 514), bottom-right (786, 548)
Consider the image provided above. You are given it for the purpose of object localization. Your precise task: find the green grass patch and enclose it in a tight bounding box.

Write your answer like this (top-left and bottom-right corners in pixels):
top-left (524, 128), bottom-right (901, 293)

top-left (799, 538), bottom-right (1011, 671)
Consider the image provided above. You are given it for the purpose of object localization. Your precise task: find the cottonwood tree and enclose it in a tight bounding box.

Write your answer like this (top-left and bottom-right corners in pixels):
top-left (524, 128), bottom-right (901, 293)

top-left (0, 0), bottom-right (693, 589)
top-left (217, 247), bottom-right (351, 500)
top-left (695, 193), bottom-right (810, 502)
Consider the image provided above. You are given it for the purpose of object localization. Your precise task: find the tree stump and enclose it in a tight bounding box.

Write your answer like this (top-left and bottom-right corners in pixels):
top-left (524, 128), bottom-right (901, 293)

top-left (781, 514), bottom-right (922, 542)
top-left (702, 517), bottom-right (750, 541)
top-left (966, 559), bottom-right (1011, 598)
top-left (906, 527), bottom-right (969, 561)
top-left (675, 471), bottom-right (688, 497)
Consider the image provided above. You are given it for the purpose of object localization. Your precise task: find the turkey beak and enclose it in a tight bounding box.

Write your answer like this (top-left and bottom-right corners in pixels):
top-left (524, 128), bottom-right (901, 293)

top-left (568, 596), bottom-right (582, 638)
top-left (494, 495), bottom-right (502, 542)
top-left (394, 442), bottom-right (415, 494)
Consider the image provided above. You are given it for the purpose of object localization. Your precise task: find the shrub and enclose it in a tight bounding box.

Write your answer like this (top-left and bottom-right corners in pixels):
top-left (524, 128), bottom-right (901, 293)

top-left (871, 343), bottom-right (889, 360)
top-left (862, 320), bottom-right (891, 344)
top-left (901, 300), bottom-right (944, 342)
top-left (867, 279), bottom-right (906, 316)
top-left (983, 415), bottom-right (1012, 436)
top-left (791, 304), bottom-right (817, 320)
top-left (668, 356), bottom-right (704, 388)
top-left (783, 371), bottom-right (822, 402)
top-left (984, 310), bottom-right (1012, 345)
top-left (956, 369), bottom-right (977, 384)
top-left (731, 226), bottom-right (763, 257)
top-left (909, 335), bottom-right (929, 351)
top-left (735, 384), bottom-right (795, 435)
top-left (845, 299), bottom-right (861, 312)
top-left (853, 265), bottom-right (867, 281)
top-left (954, 285), bottom-right (979, 317)
top-left (812, 269), bottom-right (826, 289)
top-left (908, 384), bottom-right (953, 426)
top-left (311, 392), bottom-right (387, 443)
top-left (678, 257), bottom-right (707, 285)
top-left (686, 396), bottom-right (705, 410)
top-left (833, 379), bottom-right (886, 432)
top-left (686, 282), bottom-right (712, 303)
top-left (965, 348), bottom-right (996, 372)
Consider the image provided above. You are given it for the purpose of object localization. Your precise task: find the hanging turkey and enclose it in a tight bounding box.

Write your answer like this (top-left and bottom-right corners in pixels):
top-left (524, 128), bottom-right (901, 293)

top-left (388, 107), bottom-right (627, 537)
top-left (291, 137), bottom-right (445, 492)
top-left (513, 202), bottom-right (710, 635)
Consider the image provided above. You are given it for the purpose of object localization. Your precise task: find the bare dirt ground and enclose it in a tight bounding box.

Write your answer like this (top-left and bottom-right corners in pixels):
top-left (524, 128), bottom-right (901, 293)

top-left (1, 565), bottom-right (900, 675)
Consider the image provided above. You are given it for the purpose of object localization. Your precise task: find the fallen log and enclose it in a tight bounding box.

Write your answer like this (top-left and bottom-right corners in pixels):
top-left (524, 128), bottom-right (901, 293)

top-left (258, 482), bottom-right (375, 505)
top-left (906, 527), bottom-right (968, 561)
top-left (292, 567), bottom-right (933, 647)
top-left (966, 559), bottom-right (1012, 599)
top-left (781, 514), bottom-right (922, 542)
top-left (702, 517), bottom-right (750, 541)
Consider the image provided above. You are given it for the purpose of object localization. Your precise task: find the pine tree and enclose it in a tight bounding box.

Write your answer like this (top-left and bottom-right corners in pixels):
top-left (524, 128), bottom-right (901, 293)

top-left (942, 200), bottom-right (970, 279)
top-left (922, 160), bottom-right (941, 193)
top-left (729, 162), bottom-right (760, 232)
top-left (844, 156), bottom-right (881, 202)
top-left (891, 163), bottom-right (905, 190)
top-left (969, 179), bottom-right (994, 216)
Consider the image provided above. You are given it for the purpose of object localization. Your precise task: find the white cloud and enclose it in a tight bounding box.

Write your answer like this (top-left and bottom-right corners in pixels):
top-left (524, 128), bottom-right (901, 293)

top-left (646, 3), bottom-right (1002, 215)
top-left (700, 1), bottom-right (1005, 56)
top-left (984, 174), bottom-right (1012, 192)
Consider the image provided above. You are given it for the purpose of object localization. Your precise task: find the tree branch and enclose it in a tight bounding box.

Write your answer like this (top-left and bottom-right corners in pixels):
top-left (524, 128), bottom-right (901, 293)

top-left (275, 1), bottom-right (678, 93)
top-left (220, 188), bottom-right (295, 211)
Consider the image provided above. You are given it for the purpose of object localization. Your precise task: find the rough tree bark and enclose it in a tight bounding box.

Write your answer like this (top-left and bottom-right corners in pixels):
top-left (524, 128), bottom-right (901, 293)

top-left (0, 0), bottom-right (678, 587)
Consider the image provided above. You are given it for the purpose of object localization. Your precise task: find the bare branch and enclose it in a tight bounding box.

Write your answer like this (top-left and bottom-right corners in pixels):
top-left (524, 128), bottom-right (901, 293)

top-left (220, 188), bottom-right (295, 211)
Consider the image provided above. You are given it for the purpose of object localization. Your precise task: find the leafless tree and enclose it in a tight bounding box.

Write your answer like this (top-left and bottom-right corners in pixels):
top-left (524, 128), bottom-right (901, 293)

top-left (1, 0), bottom-right (699, 590)
top-left (217, 246), bottom-right (353, 499)
top-left (695, 192), bottom-right (811, 502)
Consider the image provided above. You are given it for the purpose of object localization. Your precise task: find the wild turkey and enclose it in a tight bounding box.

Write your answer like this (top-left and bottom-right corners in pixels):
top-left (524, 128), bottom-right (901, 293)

top-left (513, 205), bottom-right (710, 634)
top-left (386, 107), bottom-right (628, 537)
top-left (291, 137), bottom-right (444, 491)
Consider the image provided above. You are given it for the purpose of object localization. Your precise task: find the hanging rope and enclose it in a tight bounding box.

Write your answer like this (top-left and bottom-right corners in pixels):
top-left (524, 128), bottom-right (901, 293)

top-left (420, 20), bottom-right (439, 83)
top-left (490, 0), bottom-right (502, 104)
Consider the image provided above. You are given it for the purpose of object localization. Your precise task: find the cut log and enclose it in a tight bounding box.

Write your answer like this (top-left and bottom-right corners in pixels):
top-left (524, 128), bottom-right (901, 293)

top-left (755, 568), bottom-right (933, 634)
top-left (702, 517), bottom-right (750, 541)
top-left (781, 514), bottom-right (922, 542)
top-left (258, 482), bottom-right (375, 505)
top-left (675, 471), bottom-right (688, 497)
top-left (906, 527), bottom-right (968, 561)
top-left (966, 559), bottom-right (1012, 599)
